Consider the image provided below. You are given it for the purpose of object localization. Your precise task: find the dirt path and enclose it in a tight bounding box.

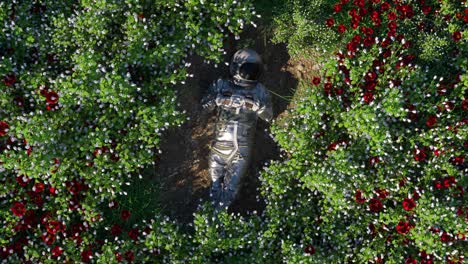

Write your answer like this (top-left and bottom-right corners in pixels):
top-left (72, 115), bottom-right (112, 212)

top-left (151, 24), bottom-right (317, 224)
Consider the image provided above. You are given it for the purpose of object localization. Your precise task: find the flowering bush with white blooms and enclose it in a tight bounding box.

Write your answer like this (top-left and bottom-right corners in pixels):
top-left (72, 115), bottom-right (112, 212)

top-left (0, 0), bottom-right (256, 262)
top-left (270, 0), bottom-right (339, 57)
top-left (263, 0), bottom-right (467, 262)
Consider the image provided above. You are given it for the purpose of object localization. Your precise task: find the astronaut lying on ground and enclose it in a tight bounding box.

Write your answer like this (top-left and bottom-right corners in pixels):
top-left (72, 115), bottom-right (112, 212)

top-left (200, 48), bottom-right (273, 211)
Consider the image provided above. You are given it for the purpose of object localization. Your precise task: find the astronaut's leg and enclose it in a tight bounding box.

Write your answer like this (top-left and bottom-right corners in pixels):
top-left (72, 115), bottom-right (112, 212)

top-left (208, 152), bottom-right (227, 207)
top-left (219, 147), bottom-right (252, 209)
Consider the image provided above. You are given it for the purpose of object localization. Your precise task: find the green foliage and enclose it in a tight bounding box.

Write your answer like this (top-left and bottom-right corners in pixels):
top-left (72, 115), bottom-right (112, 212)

top-left (0, 0), bottom-right (254, 262)
top-left (264, 0), bottom-right (467, 262)
top-left (270, 0), bottom-right (339, 57)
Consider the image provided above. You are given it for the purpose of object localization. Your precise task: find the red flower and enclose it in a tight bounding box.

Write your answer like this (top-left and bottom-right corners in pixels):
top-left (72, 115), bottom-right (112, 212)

top-left (364, 81), bottom-right (377, 91)
top-left (49, 186), bottom-right (57, 195)
top-left (81, 250), bottom-right (93, 263)
top-left (370, 11), bottom-right (381, 25)
top-left (46, 220), bottom-right (64, 235)
top-left (15, 175), bottom-right (30, 187)
top-left (334, 4), bottom-right (342, 12)
top-left (365, 71), bottom-right (377, 82)
top-left (28, 191), bottom-right (44, 207)
top-left (68, 196), bottom-right (81, 211)
top-left (128, 228), bottom-right (139, 241)
top-left (312, 77), bottom-right (321, 86)
top-left (387, 12), bottom-right (397, 20)
top-left (422, 6), bottom-right (431, 15)
top-left (413, 148), bottom-right (427, 162)
top-left (111, 224), bottom-right (122, 236)
top-left (363, 92), bottom-right (374, 103)
top-left (396, 220), bottom-right (411, 234)
top-left (452, 31), bottom-right (462, 42)
top-left (326, 17), bottom-right (335, 27)
top-left (46, 103), bottom-right (59, 111)
top-left (451, 156), bottom-right (465, 166)
top-left (440, 232), bottom-right (451, 242)
top-left (121, 210), bottom-right (131, 221)
top-left (353, 0), bottom-right (365, 8)
top-left (115, 252), bottom-right (123, 262)
top-left (462, 98), bottom-right (468, 111)
top-left (41, 232), bottom-right (55, 245)
top-left (124, 251), bottom-right (134, 263)
top-left (355, 189), bottom-right (366, 203)
top-left (405, 257), bottom-right (417, 264)
top-left (442, 176), bottom-right (456, 188)
top-left (375, 188), bottom-right (389, 199)
top-left (304, 244), bottom-right (316, 254)
top-left (434, 180), bottom-right (442, 189)
top-left (324, 82), bottom-right (333, 95)
top-left (352, 34), bottom-right (361, 44)
top-left (11, 201), bottom-right (26, 217)
top-left (337, 24), bottom-right (347, 33)
top-left (66, 179), bottom-right (83, 195)
top-left (402, 197), bottom-right (416, 211)
top-left (426, 115), bottom-right (437, 127)
top-left (33, 182), bottom-right (45, 193)
top-left (368, 156), bottom-right (381, 167)
top-left (51, 246), bottom-right (63, 258)
top-left (364, 36), bottom-right (374, 46)
top-left (381, 2), bottom-right (390, 11)
top-left (397, 4), bottom-right (414, 19)
top-left (46, 91), bottom-right (59, 104)
top-left (3, 73), bottom-right (16, 86)
top-left (0, 121), bottom-right (10, 137)
top-left (388, 21), bottom-right (397, 31)
top-left (360, 26), bottom-right (374, 35)
top-left (369, 198), bottom-right (383, 212)
top-left (335, 87), bottom-right (344, 95)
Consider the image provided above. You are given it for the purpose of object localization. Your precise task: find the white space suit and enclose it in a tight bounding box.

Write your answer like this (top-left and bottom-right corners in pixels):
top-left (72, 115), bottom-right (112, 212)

top-left (200, 48), bottom-right (273, 211)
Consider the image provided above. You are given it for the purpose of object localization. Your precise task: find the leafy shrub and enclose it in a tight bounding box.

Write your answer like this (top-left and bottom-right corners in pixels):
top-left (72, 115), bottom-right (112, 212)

top-left (0, 0), bottom-right (254, 262)
top-left (270, 0), bottom-right (339, 57)
top-left (266, 0), bottom-right (467, 262)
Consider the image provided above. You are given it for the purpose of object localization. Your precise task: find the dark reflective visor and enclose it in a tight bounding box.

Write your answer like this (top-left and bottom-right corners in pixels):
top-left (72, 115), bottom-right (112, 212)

top-left (238, 62), bottom-right (261, 81)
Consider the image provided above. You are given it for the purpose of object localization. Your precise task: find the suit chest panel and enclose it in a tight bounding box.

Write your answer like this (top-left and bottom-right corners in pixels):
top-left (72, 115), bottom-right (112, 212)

top-left (219, 85), bottom-right (259, 102)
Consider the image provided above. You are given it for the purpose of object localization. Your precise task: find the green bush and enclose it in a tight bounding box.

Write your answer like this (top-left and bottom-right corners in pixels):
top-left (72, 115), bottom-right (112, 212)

top-left (265, 0), bottom-right (467, 262)
top-left (270, 0), bottom-right (339, 57)
top-left (0, 0), bottom-right (254, 262)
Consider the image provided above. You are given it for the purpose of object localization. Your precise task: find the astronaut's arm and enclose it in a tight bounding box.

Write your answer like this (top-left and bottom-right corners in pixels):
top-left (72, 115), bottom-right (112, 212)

top-left (200, 79), bottom-right (221, 113)
top-left (257, 89), bottom-right (273, 123)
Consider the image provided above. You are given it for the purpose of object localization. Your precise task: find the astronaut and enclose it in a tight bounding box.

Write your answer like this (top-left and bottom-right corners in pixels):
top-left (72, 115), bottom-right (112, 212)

top-left (200, 48), bottom-right (273, 211)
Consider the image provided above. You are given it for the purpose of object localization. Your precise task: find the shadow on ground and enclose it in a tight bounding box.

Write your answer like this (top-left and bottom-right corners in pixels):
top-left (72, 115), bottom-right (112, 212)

top-left (151, 25), bottom-right (303, 224)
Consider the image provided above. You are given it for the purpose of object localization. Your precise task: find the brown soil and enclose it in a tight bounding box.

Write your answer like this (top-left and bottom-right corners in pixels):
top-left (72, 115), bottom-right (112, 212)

top-left (151, 24), bottom-right (318, 224)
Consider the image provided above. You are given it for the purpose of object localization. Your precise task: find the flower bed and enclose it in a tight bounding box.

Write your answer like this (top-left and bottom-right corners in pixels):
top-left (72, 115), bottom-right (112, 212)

top-left (0, 1), bottom-right (255, 262)
top-left (266, 0), bottom-right (467, 262)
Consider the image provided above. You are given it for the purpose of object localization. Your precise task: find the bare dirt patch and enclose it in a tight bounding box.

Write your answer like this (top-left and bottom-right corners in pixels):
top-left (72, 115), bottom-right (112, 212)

top-left (151, 24), bottom-right (319, 224)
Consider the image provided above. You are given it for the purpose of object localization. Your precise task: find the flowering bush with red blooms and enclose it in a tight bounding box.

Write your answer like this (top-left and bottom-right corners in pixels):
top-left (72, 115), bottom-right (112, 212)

top-left (264, 0), bottom-right (467, 262)
top-left (0, 1), bottom-right (255, 263)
